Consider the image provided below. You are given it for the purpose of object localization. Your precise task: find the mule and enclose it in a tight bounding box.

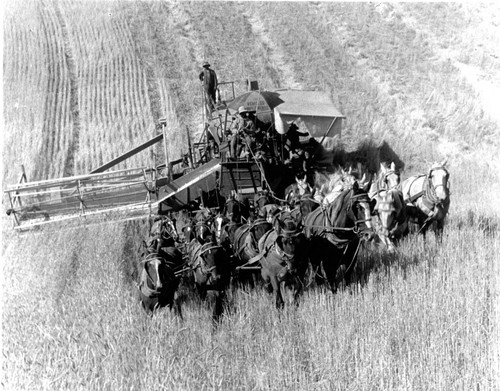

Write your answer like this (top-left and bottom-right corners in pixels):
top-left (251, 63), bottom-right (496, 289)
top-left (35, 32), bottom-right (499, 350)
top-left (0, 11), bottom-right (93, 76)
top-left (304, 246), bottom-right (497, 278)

top-left (138, 253), bottom-right (182, 318)
top-left (258, 215), bottom-right (309, 309)
top-left (187, 240), bottom-right (231, 323)
top-left (400, 159), bottom-right (450, 235)
top-left (303, 183), bottom-right (374, 292)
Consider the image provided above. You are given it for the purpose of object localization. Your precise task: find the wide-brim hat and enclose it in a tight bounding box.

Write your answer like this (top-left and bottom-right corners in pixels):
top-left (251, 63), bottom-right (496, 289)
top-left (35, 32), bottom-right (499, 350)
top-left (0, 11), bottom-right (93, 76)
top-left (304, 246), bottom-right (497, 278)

top-left (238, 106), bottom-right (249, 114)
top-left (202, 61), bottom-right (210, 67)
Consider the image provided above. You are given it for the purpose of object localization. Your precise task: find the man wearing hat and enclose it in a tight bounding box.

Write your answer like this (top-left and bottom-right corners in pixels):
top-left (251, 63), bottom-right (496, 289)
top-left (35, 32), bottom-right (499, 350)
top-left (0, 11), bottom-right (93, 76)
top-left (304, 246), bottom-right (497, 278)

top-left (284, 121), bottom-right (311, 175)
top-left (228, 106), bottom-right (249, 160)
top-left (199, 61), bottom-right (218, 110)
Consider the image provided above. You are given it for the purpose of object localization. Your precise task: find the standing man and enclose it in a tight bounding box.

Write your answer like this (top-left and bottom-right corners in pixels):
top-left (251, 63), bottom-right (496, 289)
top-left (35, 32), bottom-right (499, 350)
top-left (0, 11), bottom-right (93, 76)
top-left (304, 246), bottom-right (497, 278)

top-left (199, 61), bottom-right (218, 111)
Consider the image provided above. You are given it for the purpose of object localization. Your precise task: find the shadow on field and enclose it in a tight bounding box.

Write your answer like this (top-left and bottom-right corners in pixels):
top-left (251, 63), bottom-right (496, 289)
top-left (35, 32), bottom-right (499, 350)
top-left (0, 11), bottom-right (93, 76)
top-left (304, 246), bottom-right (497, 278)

top-left (332, 139), bottom-right (405, 172)
top-left (120, 219), bottom-right (149, 288)
top-left (455, 210), bottom-right (499, 237)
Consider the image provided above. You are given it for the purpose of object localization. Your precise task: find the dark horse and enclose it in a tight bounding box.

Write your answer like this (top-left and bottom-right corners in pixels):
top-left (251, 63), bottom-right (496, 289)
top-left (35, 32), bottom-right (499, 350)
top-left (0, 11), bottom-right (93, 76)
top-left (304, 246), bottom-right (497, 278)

top-left (258, 214), bottom-right (309, 309)
top-left (231, 217), bottom-right (273, 286)
top-left (137, 253), bottom-right (182, 318)
top-left (289, 194), bottom-right (320, 227)
top-left (187, 237), bottom-right (231, 323)
top-left (303, 182), bottom-right (374, 293)
top-left (213, 196), bottom-right (251, 251)
top-left (144, 215), bottom-right (184, 270)
top-left (252, 190), bottom-right (277, 218)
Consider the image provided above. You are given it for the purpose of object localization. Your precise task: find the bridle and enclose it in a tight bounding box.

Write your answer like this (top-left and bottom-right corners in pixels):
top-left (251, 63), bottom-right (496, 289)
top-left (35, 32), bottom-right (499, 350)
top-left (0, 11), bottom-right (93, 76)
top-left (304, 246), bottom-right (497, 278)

top-left (427, 166), bottom-right (449, 201)
top-left (194, 243), bottom-right (223, 277)
top-left (139, 255), bottom-right (165, 297)
top-left (347, 192), bottom-right (373, 235)
top-left (380, 169), bottom-right (400, 190)
top-left (377, 189), bottom-right (403, 237)
top-left (164, 218), bottom-right (179, 242)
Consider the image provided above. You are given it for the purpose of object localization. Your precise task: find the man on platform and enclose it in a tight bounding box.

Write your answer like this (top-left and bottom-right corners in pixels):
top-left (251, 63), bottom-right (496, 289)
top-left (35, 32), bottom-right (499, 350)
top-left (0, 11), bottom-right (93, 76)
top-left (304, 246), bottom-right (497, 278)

top-left (199, 61), bottom-right (218, 111)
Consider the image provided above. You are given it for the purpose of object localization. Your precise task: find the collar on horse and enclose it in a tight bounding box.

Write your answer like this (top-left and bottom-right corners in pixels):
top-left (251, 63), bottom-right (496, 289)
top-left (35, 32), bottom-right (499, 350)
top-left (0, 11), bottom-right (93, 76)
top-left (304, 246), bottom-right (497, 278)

top-left (191, 242), bottom-right (222, 274)
top-left (406, 168), bottom-right (449, 215)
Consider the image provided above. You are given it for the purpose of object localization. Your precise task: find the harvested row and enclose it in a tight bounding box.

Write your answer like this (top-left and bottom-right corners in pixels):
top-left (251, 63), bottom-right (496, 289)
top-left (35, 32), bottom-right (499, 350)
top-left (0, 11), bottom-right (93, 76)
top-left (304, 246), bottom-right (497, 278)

top-left (36, 0), bottom-right (72, 180)
top-left (2, 2), bottom-right (51, 183)
top-left (54, 1), bottom-right (81, 177)
top-left (61, 1), bottom-right (156, 172)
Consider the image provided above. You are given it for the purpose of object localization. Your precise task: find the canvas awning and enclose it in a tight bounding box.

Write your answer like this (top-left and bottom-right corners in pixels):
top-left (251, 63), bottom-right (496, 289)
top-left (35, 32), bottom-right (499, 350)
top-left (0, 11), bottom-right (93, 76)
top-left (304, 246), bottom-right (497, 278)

top-left (273, 90), bottom-right (345, 138)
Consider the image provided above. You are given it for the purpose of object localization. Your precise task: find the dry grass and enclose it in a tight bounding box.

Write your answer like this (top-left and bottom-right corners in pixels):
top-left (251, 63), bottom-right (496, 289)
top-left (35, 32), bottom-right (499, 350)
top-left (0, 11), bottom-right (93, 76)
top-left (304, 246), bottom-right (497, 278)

top-left (2, 2), bottom-right (500, 390)
top-left (2, 184), bottom-right (497, 390)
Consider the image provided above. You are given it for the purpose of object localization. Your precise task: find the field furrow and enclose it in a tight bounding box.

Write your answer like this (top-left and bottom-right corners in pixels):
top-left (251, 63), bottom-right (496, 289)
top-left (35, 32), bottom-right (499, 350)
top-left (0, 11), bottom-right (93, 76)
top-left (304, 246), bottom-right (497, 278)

top-left (53, 2), bottom-right (81, 177)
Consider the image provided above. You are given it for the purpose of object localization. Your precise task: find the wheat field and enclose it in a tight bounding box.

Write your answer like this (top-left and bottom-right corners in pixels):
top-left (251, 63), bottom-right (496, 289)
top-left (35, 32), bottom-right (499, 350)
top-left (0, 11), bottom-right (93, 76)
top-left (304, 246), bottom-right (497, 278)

top-left (2, 1), bottom-right (499, 390)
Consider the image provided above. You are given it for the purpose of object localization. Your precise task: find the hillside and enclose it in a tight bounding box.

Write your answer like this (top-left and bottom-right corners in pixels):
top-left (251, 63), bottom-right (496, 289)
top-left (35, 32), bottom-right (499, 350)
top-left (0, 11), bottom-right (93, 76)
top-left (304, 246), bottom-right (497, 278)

top-left (2, 1), bottom-right (499, 390)
top-left (3, 1), bottom-right (500, 184)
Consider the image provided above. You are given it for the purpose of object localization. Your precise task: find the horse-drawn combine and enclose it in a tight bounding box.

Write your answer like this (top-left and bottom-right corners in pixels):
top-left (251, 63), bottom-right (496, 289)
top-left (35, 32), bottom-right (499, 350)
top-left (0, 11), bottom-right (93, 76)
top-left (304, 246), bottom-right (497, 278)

top-left (4, 79), bottom-right (451, 317)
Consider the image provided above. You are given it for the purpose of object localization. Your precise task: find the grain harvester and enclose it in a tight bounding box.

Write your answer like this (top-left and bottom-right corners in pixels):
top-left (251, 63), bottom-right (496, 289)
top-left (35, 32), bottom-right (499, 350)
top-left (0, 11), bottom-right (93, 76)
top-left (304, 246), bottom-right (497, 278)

top-left (4, 81), bottom-right (345, 230)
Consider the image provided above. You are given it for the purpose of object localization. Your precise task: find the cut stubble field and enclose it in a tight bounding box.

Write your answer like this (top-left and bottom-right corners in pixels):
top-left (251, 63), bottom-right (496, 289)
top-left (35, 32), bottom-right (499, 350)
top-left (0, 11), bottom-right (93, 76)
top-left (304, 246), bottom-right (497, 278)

top-left (2, 158), bottom-right (498, 390)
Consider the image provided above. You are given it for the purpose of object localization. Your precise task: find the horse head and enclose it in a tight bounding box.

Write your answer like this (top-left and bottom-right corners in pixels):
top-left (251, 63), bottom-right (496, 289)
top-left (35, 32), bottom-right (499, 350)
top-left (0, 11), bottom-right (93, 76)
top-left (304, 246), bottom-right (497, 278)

top-left (274, 217), bottom-right (308, 279)
top-left (163, 217), bottom-right (179, 242)
top-left (213, 214), bottom-right (229, 245)
top-left (254, 190), bottom-right (272, 211)
top-left (197, 243), bottom-right (230, 289)
top-left (195, 222), bottom-right (214, 244)
top-left (250, 217), bottom-right (273, 242)
top-left (298, 194), bottom-right (319, 225)
top-left (376, 189), bottom-right (405, 252)
top-left (380, 162), bottom-right (400, 190)
top-left (224, 196), bottom-right (250, 223)
top-left (141, 255), bottom-right (167, 293)
top-left (151, 216), bottom-right (179, 244)
top-left (428, 159), bottom-right (450, 202)
top-left (345, 182), bottom-right (374, 241)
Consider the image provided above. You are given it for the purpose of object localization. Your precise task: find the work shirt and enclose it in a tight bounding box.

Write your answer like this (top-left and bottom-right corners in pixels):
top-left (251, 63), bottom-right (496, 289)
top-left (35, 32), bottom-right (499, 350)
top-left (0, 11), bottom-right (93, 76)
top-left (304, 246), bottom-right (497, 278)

top-left (199, 68), bottom-right (218, 91)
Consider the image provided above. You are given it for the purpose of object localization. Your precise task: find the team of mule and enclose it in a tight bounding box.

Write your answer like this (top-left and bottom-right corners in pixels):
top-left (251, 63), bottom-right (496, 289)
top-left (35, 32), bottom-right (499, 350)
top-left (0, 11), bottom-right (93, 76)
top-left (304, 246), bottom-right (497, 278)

top-left (136, 160), bottom-right (451, 316)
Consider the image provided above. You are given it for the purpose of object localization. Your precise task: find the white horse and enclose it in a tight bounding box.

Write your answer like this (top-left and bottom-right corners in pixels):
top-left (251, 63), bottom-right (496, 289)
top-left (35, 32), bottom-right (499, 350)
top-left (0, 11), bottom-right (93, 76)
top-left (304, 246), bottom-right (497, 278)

top-left (400, 159), bottom-right (450, 235)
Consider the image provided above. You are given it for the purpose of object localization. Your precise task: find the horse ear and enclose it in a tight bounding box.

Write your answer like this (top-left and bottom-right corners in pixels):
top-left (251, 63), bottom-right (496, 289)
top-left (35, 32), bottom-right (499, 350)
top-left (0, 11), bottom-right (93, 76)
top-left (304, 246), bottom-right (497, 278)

top-left (390, 162), bottom-right (396, 171)
top-left (440, 157), bottom-right (448, 167)
top-left (380, 162), bottom-right (387, 173)
top-left (359, 173), bottom-right (371, 191)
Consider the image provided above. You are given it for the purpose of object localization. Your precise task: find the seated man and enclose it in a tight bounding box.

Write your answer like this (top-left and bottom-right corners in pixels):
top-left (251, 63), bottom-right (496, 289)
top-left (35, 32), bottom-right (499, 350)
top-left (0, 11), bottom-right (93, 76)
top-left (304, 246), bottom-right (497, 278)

top-left (229, 106), bottom-right (258, 160)
top-left (283, 122), bottom-right (310, 174)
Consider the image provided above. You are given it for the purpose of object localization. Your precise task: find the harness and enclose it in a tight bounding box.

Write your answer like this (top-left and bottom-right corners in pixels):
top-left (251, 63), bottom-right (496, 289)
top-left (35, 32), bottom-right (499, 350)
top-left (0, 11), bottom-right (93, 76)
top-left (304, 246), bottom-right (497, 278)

top-left (261, 234), bottom-right (301, 283)
top-left (190, 242), bottom-right (222, 275)
top-left (404, 168), bottom-right (449, 218)
top-left (377, 190), bottom-right (407, 238)
top-left (305, 191), bottom-right (371, 244)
